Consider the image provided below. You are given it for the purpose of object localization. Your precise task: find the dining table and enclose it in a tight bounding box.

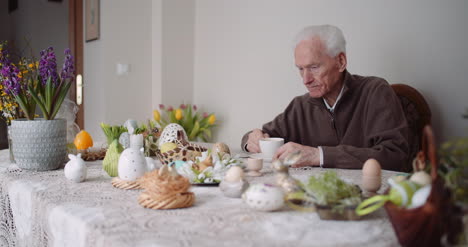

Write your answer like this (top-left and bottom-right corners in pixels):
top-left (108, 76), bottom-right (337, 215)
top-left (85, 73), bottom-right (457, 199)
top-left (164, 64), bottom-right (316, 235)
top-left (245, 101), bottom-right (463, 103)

top-left (0, 148), bottom-right (401, 247)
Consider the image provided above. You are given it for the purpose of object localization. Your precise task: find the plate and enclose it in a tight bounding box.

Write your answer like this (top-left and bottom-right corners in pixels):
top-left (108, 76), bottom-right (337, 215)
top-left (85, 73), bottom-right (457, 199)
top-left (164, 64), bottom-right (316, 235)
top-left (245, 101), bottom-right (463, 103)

top-left (192, 182), bottom-right (220, 186)
top-left (249, 153), bottom-right (273, 162)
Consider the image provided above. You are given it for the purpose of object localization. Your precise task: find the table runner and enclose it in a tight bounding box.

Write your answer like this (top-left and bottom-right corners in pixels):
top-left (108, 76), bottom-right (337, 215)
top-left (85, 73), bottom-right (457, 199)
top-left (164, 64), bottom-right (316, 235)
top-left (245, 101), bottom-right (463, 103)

top-left (0, 150), bottom-right (399, 247)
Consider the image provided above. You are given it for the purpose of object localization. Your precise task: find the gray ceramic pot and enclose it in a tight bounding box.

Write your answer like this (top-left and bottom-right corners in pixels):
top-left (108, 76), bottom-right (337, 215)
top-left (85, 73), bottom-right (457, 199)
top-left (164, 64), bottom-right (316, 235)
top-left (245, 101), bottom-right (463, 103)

top-left (10, 118), bottom-right (67, 171)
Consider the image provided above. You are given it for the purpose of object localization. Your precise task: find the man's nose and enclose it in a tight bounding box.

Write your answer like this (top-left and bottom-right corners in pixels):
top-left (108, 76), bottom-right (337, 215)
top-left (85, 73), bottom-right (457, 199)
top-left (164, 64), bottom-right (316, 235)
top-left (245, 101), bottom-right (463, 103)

top-left (302, 70), bottom-right (314, 84)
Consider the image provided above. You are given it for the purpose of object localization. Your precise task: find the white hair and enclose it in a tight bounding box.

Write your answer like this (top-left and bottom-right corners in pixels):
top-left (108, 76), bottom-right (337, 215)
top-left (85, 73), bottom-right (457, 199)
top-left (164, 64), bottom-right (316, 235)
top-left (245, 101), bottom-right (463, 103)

top-left (293, 25), bottom-right (346, 57)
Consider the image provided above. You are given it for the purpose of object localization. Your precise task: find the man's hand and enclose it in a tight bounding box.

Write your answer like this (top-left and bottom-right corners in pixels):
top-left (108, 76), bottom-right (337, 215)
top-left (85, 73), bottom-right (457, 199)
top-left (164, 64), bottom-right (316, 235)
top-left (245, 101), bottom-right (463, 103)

top-left (246, 129), bottom-right (270, 153)
top-left (274, 142), bottom-right (320, 167)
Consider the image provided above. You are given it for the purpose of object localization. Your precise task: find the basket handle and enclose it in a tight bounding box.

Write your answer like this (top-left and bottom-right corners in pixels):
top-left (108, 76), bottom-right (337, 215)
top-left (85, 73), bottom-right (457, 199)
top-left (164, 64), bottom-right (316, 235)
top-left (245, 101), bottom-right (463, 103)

top-left (420, 125), bottom-right (438, 180)
top-left (355, 195), bottom-right (389, 216)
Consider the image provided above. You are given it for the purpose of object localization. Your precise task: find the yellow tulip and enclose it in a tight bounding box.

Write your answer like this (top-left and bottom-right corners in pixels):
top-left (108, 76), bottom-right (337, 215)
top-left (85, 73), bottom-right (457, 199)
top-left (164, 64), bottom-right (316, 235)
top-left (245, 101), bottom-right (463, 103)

top-left (208, 114), bottom-right (216, 125)
top-left (175, 109), bottom-right (183, 120)
top-left (153, 109), bottom-right (161, 121)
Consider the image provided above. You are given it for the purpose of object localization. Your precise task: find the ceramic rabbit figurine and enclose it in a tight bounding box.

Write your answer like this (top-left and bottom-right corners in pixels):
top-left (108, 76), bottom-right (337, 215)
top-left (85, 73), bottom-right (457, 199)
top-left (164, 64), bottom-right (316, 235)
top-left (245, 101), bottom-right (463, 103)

top-left (64, 153), bottom-right (87, 183)
top-left (118, 127), bottom-right (148, 181)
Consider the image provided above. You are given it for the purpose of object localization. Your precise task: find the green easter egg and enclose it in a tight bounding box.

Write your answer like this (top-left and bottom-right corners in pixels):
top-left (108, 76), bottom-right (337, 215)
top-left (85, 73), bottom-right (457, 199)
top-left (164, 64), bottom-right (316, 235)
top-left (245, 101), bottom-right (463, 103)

top-left (388, 179), bottom-right (421, 206)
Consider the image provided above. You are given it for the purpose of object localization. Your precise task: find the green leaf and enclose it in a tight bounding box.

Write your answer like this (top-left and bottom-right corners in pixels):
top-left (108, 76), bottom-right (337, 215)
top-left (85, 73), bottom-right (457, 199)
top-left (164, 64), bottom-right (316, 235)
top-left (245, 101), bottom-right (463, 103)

top-left (45, 77), bottom-right (53, 114)
top-left (168, 110), bottom-right (175, 123)
top-left (203, 128), bottom-right (212, 140)
top-left (100, 123), bottom-right (127, 144)
top-left (28, 84), bottom-right (49, 119)
top-left (14, 94), bottom-right (33, 120)
top-left (49, 81), bottom-right (72, 120)
top-left (189, 121), bottom-right (200, 140)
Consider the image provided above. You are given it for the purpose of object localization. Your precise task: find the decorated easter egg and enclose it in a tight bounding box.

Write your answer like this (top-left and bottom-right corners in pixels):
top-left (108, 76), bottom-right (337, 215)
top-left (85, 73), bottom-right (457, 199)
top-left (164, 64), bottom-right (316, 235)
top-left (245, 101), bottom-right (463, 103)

top-left (242, 183), bottom-right (285, 211)
top-left (213, 142), bottom-right (231, 155)
top-left (64, 153), bottom-right (87, 183)
top-left (157, 123), bottom-right (188, 147)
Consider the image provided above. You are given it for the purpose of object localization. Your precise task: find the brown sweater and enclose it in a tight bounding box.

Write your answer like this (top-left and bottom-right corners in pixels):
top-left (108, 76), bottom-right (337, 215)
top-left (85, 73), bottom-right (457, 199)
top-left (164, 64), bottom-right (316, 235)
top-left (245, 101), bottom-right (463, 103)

top-left (241, 71), bottom-right (409, 171)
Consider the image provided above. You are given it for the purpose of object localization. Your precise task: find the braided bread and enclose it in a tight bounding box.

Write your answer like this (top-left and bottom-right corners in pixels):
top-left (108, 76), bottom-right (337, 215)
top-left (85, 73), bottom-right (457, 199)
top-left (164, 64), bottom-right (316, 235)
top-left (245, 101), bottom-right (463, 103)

top-left (138, 167), bottom-right (195, 209)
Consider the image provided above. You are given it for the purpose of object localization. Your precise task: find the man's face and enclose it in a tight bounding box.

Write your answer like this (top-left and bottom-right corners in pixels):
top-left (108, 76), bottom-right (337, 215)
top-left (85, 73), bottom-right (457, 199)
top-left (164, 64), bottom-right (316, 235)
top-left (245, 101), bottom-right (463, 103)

top-left (294, 37), bottom-right (346, 99)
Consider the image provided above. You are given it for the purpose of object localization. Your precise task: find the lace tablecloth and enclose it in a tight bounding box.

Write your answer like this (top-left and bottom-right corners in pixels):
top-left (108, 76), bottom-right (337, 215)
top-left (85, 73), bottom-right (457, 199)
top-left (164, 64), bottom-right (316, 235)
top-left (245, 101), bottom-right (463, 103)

top-left (0, 149), bottom-right (400, 247)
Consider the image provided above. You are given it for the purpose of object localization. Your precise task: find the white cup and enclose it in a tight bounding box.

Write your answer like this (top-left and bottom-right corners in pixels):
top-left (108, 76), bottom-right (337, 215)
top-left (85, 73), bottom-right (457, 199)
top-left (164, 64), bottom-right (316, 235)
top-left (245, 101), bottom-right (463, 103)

top-left (259, 137), bottom-right (284, 158)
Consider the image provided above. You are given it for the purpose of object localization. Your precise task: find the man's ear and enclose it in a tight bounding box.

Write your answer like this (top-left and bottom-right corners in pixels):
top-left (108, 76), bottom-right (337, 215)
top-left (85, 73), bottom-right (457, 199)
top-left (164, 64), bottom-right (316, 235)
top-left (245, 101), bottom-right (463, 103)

top-left (336, 52), bottom-right (347, 72)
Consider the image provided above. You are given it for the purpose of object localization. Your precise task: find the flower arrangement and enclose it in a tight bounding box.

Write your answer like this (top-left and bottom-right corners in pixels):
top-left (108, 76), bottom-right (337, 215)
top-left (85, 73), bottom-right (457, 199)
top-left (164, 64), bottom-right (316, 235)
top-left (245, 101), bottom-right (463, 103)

top-left (0, 44), bottom-right (74, 121)
top-left (176, 150), bottom-right (243, 184)
top-left (153, 104), bottom-right (216, 142)
top-left (0, 42), bottom-right (29, 124)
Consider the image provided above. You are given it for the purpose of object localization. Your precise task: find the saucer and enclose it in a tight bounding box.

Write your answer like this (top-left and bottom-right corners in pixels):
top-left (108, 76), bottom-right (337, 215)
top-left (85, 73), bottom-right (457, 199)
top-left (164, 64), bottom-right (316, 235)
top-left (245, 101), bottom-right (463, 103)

top-left (249, 153), bottom-right (273, 162)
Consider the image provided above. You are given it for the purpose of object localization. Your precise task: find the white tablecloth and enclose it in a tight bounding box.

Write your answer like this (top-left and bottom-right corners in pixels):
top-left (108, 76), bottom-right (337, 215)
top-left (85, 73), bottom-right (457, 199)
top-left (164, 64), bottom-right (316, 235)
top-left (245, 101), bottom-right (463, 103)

top-left (0, 149), bottom-right (400, 247)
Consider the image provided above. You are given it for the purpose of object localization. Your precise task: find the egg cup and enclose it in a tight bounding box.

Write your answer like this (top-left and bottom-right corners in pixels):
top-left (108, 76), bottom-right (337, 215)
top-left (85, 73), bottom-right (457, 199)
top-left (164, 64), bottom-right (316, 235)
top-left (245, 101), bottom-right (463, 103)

top-left (246, 158), bottom-right (263, 177)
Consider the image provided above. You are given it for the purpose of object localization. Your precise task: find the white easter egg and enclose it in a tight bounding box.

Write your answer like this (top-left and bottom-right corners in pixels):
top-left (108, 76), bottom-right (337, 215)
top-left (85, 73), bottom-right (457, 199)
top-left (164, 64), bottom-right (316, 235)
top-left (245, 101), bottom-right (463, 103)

top-left (242, 183), bottom-right (285, 211)
top-left (410, 171), bottom-right (432, 186)
top-left (409, 185), bottom-right (431, 209)
top-left (64, 154), bottom-right (87, 183)
top-left (362, 158), bottom-right (382, 177)
top-left (157, 123), bottom-right (188, 147)
top-left (224, 166), bottom-right (244, 182)
top-left (118, 148), bottom-right (147, 181)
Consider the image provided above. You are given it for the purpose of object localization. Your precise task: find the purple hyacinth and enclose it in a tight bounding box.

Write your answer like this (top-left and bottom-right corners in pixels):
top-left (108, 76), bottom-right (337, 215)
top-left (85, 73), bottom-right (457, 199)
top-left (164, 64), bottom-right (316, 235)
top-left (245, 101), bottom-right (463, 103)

top-left (0, 49), bottom-right (9, 64)
top-left (1, 64), bottom-right (21, 95)
top-left (39, 47), bottom-right (58, 86)
top-left (60, 48), bottom-right (75, 81)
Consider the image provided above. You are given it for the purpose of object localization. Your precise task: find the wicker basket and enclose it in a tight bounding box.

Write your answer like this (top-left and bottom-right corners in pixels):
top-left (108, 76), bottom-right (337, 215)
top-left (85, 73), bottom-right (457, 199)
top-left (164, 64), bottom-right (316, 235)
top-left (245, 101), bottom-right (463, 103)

top-left (384, 125), bottom-right (461, 246)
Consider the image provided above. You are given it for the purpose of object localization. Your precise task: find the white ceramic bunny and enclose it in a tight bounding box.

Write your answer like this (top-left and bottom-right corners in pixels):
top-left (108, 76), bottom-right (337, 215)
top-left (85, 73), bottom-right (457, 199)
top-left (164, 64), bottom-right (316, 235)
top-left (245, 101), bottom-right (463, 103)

top-left (64, 153), bottom-right (87, 183)
top-left (118, 131), bottom-right (148, 181)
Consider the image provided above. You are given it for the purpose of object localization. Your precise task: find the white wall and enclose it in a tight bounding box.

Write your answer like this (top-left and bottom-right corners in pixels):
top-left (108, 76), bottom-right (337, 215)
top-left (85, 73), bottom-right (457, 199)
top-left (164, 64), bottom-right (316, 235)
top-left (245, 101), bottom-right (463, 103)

top-left (7, 0), bottom-right (68, 63)
top-left (161, 0), bottom-right (195, 107)
top-left (84, 0), bottom-right (154, 141)
top-left (193, 0), bottom-right (468, 148)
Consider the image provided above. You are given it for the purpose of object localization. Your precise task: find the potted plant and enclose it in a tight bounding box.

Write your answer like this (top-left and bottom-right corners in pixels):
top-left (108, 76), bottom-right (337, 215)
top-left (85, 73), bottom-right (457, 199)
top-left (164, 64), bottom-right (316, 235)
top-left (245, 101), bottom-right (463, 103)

top-left (0, 45), bottom-right (74, 171)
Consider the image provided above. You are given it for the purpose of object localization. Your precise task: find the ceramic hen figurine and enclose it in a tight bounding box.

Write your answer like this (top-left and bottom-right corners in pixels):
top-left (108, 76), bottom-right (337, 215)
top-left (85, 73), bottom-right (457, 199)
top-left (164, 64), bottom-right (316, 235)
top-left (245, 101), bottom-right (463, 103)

top-left (273, 151), bottom-right (303, 193)
top-left (64, 153), bottom-right (87, 183)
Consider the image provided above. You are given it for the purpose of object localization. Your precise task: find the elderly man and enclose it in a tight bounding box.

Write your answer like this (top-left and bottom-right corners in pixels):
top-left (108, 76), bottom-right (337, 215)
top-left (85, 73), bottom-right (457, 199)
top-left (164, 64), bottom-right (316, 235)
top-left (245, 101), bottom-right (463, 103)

top-left (241, 25), bottom-right (409, 171)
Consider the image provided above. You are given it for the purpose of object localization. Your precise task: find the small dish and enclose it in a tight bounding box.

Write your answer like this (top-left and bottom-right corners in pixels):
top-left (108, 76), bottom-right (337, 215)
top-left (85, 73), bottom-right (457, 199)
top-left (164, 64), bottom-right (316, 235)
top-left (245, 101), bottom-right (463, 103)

top-left (249, 153), bottom-right (272, 162)
top-left (191, 182), bottom-right (220, 186)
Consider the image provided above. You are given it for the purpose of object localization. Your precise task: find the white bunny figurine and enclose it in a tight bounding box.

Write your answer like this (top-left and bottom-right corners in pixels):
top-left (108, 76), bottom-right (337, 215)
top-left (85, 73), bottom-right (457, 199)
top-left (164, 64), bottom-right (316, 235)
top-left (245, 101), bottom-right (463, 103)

top-left (64, 153), bottom-right (87, 183)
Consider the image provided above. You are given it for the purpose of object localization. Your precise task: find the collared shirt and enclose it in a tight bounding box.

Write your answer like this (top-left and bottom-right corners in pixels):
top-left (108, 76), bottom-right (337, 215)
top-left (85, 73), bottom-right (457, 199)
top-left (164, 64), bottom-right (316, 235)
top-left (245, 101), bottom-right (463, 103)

top-left (318, 84), bottom-right (345, 167)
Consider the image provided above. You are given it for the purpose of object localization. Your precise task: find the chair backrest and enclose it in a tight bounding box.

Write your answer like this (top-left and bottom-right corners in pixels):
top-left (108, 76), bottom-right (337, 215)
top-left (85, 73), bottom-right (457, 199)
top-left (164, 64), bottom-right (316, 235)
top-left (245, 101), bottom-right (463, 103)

top-left (391, 84), bottom-right (432, 172)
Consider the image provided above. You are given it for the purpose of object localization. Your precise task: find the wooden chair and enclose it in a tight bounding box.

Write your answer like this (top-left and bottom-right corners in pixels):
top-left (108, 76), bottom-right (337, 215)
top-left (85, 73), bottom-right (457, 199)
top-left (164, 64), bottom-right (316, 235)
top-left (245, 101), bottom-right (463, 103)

top-left (391, 84), bottom-right (432, 172)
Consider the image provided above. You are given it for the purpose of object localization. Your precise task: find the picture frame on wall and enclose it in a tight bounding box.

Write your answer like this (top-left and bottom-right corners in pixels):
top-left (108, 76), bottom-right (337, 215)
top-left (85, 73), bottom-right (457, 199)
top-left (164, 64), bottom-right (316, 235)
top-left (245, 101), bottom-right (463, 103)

top-left (85, 0), bottom-right (100, 42)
